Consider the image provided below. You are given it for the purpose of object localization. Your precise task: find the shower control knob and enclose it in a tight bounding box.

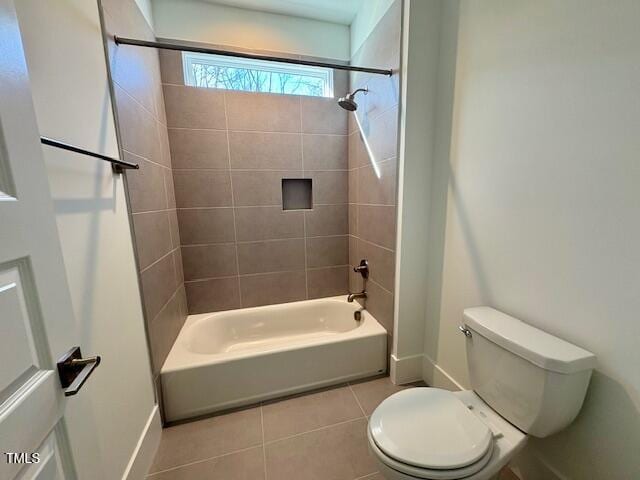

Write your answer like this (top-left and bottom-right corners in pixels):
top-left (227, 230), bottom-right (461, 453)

top-left (354, 259), bottom-right (369, 279)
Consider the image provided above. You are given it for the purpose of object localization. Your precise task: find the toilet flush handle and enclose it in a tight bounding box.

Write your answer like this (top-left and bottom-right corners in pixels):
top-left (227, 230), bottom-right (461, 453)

top-left (458, 325), bottom-right (472, 338)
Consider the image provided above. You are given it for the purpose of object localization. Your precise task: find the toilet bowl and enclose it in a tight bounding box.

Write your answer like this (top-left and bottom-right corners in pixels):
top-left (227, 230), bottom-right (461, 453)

top-left (368, 307), bottom-right (596, 480)
top-left (367, 388), bottom-right (527, 480)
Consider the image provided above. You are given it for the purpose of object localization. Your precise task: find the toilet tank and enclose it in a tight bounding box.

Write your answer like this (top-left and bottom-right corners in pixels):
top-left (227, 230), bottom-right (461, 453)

top-left (462, 307), bottom-right (596, 438)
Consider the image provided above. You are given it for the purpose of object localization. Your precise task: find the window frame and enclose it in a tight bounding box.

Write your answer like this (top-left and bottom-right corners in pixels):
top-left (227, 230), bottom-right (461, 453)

top-left (182, 51), bottom-right (334, 98)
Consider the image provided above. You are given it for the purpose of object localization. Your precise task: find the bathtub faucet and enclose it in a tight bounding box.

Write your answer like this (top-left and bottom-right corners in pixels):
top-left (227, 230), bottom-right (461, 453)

top-left (347, 290), bottom-right (367, 303)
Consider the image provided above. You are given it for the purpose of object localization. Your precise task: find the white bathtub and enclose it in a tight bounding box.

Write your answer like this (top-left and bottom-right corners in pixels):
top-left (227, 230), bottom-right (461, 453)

top-left (161, 296), bottom-right (387, 422)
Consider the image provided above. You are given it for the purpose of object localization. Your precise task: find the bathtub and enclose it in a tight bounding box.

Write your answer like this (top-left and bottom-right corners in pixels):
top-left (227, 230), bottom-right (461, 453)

top-left (161, 296), bottom-right (387, 422)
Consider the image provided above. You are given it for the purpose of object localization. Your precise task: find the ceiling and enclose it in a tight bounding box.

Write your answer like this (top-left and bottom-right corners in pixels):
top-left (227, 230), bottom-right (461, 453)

top-left (197, 0), bottom-right (365, 25)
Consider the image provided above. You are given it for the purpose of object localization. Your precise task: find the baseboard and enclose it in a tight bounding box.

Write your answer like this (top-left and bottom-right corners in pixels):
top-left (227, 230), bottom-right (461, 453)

top-left (421, 354), bottom-right (465, 391)
top-left (122, 405), bottom-right (161, 480)
top-left (390, 353), bottom-right (424, 384)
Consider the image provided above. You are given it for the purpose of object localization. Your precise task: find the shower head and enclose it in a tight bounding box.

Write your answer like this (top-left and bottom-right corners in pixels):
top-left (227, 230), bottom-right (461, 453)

top-left (337, 87), bottom-right (368, 111)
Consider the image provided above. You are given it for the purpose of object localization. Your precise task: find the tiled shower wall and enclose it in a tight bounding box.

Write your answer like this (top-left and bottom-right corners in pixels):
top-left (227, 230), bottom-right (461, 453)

top-left (348, 1), bottom-right (402, 341)
top-left (159, 50), bottom-right (351, 314)
top-left (101, 0), bottom-right (187, 392)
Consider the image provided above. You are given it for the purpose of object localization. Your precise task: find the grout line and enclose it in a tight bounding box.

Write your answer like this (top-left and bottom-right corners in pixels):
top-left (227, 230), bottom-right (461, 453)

top-left (181, 235), bottom-right (351, 248)
top-left (221, 90), bottom-right (243, 308)
top-left (121, 148), bottom-right (172, 171)
top-left (299, 95), bottom-right (309, 300)
top-left (348, 384), bottom-right (368, 418)
top-left (167, 126), bottom-right (349, 138)
top-left (263, 417), bottom-right (365, 446)
top-left (183, 265), bottom-right (351, 284)
top-left (139, 246), bottom-right (179, 275)
top-left (175, 202), bottom-right (350, 210)
top-left (354, 473), bottom-right (380, 480)
top-left (146, 444), bottom-right (262, 477)
top-left (173, 167), bottom-right (350, 172)
top-left (260, 405), bottom-right (268, 480)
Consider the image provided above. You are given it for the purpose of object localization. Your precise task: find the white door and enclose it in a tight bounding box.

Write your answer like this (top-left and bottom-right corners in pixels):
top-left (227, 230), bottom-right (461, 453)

top-left (0, 0), bottom-right (100, 478)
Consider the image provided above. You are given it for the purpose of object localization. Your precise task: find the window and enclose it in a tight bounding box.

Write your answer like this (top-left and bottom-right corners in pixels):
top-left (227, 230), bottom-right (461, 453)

top-left (182, 52), bottom-right (334, 98)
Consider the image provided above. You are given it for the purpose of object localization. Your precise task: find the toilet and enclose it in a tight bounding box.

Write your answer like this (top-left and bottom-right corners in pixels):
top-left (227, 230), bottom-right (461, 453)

top-left (368, 307), bottom-right (596, 480)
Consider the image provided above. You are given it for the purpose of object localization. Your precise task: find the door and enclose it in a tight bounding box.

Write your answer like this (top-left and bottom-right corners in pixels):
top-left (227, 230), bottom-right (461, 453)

top-left (0, 0), bottom-right (99, 478)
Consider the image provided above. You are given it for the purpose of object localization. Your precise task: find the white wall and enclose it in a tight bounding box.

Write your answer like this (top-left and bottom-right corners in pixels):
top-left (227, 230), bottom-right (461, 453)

top-left (420, 0), bottom-right (640, 478)
top-left (392, 0), bottom-right (445, 383)
top-left (16, 1), bottom-right (159, 479)
top-left (350, 0), bottom-right (395, 57)
top-left (152, 0), bottom-right (350, 60)
top-left (134, 0), bottom-right (154, 28)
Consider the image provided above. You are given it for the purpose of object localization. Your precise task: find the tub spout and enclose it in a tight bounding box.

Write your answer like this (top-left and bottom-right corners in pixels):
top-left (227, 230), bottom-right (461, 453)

top-left (347, 291), bottom-right (367, 302)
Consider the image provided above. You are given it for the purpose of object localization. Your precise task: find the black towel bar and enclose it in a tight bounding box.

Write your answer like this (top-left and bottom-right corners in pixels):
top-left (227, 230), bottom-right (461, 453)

top-left (40, 136), bottom-right (139, 171)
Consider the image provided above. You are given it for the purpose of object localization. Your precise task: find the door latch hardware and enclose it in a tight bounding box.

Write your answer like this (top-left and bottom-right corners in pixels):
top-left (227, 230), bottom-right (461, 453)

top-left (57, 346), bottom-right (101, 396)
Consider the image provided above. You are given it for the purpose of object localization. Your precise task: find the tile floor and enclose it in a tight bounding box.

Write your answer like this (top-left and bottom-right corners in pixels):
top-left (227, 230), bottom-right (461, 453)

top-left (147, 376), bottom-right (518, 480)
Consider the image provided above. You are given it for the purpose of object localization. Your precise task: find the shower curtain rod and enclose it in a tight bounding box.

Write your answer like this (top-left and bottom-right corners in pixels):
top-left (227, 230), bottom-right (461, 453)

top-left (114, 36), bottom-right (394, 77)
top-left (41, 137), bottom-right (139, 171)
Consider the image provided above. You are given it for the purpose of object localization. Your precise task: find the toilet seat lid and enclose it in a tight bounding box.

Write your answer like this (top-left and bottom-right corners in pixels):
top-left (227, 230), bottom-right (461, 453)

top-left (369, 388), bottom-right (493, 470)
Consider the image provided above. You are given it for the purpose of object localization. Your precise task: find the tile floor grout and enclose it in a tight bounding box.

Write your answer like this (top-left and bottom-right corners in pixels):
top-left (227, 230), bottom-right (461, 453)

top-left (349, 382), bottom-right (369, 417)
top-left (147, 377), bottom-right (404, 478)
top-left (260, 405), bottom-right (268, 480)
top-left (147, 444), bottom-right (262, 477)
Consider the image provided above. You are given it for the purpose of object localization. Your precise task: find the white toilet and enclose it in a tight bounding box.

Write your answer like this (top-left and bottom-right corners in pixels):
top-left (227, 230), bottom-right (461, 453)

top-left (368, 307), bottom-right (596, 480)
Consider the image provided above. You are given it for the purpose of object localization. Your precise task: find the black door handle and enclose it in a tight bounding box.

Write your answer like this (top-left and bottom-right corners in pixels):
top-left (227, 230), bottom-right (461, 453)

top-left (57, 346), bottom-right (101, 396)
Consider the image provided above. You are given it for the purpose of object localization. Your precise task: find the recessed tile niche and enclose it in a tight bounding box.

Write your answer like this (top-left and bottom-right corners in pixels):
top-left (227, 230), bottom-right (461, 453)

top-left (282, 178), bottom-right (312, 210)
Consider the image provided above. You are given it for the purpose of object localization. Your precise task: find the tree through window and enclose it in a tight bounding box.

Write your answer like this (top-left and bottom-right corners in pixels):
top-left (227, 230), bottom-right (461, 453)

top-left (183, 52), bottom-right (334, 97)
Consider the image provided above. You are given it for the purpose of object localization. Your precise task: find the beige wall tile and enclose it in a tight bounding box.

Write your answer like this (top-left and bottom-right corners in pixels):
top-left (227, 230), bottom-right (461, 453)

top-left (302, 134), bottom-right (348, 170)
top-left (307, 266), bottom-right (349, 298)
top-left (114, 85), bottom-right (162, 164)
top-left (185, 277), bottom-right (241, 314)
top-left (124, 155), bottom-right (167, 213)
top-left (239, 271), bottom-right (306, 308)
top-left (305, 204), bottom-right (348, 236)
top-left (358, 240), bottom-right (395, 292)
top-left (308, 170), bottom-right (348, 205)
top-left (140, 253), bottom-right (178, 320)
top-left (357, 205), bottom-right (396, 250)
top-left (158, 48), bottom-right (184, 85)
top-left (226, 91), bottom-right (301, 132)
top-left (169, 129), bottom-right (229, 169)
top-left (237, 239), bottom-right (305, 275)
top-left (229, 131), bottom-right (302, 170)
top-left (365, 280), bottom-right (394, 334)
top-left (173, 170), bottom-right (232, 207)
top-left (164, 168), bottom-right (176, 208)
top-left (150, 407), bottom-right (262, 473)
top-left (306, 236), bottom-right (349, 268)
top-left (235, 206), bottom-right (304, 241)
top-left (264, 418), bottom-right (376, 480)
top-left (349, 168), bottom-right (358, 203)
top-left (358, 159), bottom-right (397, 206)
top-left (262, 386), bottom-right (363, 442)
top-left (173, 249), bottom-right (184, 285)
top-left (367, 106), bottom-right (399, 162)
top-left (301, 96), bottom-right (348, 134)
top-left (168, 209), bottom-right (181, 248)
top-left (177, 208), bottom-right (235, 245)
top-left (182, 244), bottom-right (238, 280)
top-left (231, 170), bottom-right (302, 207)
top-left (164, 84), bottom-right (227, 129)
top-left (348, 203), bottom-right (358, 236)
top-left (148, 289), bottom-right (183, 375)
top-left (132, 211), bottom-right (173, 270)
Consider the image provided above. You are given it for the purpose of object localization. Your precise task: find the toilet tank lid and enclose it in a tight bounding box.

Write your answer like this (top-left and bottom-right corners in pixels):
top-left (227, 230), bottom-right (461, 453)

top-left (463, 307), bottom-right (596, 374)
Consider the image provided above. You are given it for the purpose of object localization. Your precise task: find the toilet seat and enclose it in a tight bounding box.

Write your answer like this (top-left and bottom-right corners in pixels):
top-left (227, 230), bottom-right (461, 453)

top-left (368, 388), bottom-right (494, 479)
top-left (368, 427), bottom-right (494, 479)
